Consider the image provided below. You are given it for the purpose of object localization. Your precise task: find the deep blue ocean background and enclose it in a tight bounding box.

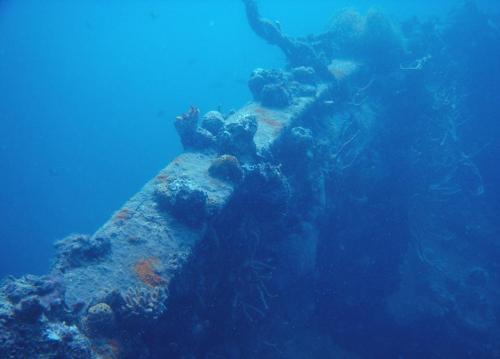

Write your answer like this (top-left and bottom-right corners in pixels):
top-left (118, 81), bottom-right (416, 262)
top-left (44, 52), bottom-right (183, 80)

top-left (0, 0), bottom-right (498, 278)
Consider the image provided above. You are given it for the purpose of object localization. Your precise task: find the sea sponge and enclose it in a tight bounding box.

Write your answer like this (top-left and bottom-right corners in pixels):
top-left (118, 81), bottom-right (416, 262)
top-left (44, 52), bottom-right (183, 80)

top-left (175, 106), bottom-right (216, 150)
top-left (261, 83), bottom-right (291, 108)
top-left (84, 303), bottom-right (115, 336)
top-left (292, 66), bottom-right (316, 84)
top-left (155, 179), bottom-right (208, 227)
top-left (248, 68), bottom-right (286, 101)
top-left (201, 111), bottom-right (225, 136)
top-left (238, 163), bottom-right (290, 221)
top-left (326, 9), bottom-right (403, 71)
top-left (14, 296), bottom-right (44, 323)
top-left (54, 234), bottom-right (111, 272)
top-left (326, 9), bottom-right (365, 55)
top-left (209, 155), bottom-right (244, 184)
top-left (217, 114), bottom-right (258, 157)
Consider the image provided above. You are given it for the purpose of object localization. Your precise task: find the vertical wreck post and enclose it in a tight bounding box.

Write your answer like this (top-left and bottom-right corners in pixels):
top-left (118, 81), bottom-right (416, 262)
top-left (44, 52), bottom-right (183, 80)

top-left (242, 0), bottom-right (330, 77)
top-left (242, 0), bottom-right (293, 50)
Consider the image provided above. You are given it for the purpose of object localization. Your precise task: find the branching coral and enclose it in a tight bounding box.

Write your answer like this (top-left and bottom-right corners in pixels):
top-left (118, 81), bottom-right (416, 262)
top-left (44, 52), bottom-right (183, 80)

top-left (122, 287), bottom-right (167, 324)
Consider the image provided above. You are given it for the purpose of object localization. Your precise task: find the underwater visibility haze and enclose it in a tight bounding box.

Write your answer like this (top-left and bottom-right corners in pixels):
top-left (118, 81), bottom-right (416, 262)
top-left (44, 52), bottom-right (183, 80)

top-left (1, 0), bottom-right (500, 358)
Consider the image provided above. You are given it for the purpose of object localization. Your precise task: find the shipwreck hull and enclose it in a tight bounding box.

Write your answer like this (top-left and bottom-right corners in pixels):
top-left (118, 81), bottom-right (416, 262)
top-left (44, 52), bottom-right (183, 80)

top-left (2, 2), bottom-right (500, 358)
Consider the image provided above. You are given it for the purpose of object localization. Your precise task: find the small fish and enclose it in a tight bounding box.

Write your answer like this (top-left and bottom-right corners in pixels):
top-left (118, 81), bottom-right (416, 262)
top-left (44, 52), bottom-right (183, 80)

top-left (186, 58), bottom-right (198, 66)
top-left (149, 10), bottom-right (160, 20)
top-left (48, 168), bottom-right (60, 177)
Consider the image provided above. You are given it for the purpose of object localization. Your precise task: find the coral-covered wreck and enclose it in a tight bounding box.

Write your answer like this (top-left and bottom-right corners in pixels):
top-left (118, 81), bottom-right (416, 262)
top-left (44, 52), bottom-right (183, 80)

top-left (2, 1), bottom-right (500, 358)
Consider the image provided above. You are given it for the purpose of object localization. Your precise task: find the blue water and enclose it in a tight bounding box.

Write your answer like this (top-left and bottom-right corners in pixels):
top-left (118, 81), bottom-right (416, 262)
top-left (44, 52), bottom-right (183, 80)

top-left (0, 0), bottom-right (497, 283)
top-left (0, 0), bottom-right (279, 277)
